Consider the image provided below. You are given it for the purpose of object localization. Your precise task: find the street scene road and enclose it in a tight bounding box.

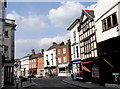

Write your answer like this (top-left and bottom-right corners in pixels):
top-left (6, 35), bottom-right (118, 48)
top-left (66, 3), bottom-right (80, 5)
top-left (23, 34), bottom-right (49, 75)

top-left (26, 77), bottom-right (83, 89)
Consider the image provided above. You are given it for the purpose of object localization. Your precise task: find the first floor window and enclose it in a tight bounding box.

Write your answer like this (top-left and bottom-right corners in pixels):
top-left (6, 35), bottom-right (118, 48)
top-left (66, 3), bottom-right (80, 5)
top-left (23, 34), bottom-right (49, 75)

top-left (76, 46), bottom-right (79, 58)
top-left (102, 12), bottom-right (118, 32)
top-left (63, 57), bottom-right (67, 62)
top-left (63, 48), bottom-right (66, 54)
top-left (58, 57), bottom-right (62, 63)
top-left (84, 39), bottom-right (91, 54)
top-left (46, 60), bottom-right (49, 65)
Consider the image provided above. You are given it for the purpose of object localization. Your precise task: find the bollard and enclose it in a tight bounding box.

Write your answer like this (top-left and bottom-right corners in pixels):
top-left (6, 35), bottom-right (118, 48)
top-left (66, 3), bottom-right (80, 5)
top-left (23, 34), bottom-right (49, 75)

top-left (20, 78), bottom-right (22, 87)
top-left (30, 77), bottom-right (31, 83)
top-left (16, 83), bottom-right (19, 89)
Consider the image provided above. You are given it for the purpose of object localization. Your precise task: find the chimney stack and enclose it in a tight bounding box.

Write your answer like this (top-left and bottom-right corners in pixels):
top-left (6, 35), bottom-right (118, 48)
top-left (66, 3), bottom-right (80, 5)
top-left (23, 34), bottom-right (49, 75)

top-left (67, 39), bottom-right (71, 44)
top-left (41, 49), bottom-right (44, 55)
top-left (52, 42), bottom-right (57, 45)
top-left (32, 49), bottom-right (35, 55)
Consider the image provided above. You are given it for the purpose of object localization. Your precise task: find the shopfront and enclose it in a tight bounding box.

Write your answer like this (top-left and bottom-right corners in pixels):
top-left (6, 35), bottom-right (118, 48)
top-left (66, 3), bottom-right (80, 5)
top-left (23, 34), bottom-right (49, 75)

top-left (81, 58), bottom-right (101, 83)
top-left (29, 68), bottom-right (37, 75)
top-left (69, 59), bottom-right (83, 80)
top-left (98, 36), bottom-right (120, 83)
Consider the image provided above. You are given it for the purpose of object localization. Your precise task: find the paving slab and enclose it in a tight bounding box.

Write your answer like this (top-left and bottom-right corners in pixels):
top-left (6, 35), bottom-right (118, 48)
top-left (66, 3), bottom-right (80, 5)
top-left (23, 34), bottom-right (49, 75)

top-left (63, 78), bottom-right (120, 89)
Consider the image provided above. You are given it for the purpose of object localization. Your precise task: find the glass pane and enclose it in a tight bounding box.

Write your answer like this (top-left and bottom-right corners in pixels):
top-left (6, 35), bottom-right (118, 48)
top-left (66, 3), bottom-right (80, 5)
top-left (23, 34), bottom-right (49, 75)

top-left (112, 13), bottom-right (117, 26)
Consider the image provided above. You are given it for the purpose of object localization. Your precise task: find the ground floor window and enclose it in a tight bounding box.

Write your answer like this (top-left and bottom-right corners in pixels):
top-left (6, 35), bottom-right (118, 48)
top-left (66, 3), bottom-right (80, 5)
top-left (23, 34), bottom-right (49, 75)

top-left (59, 68), bottom-right (66, 73)
top-left (92, 64), bottom-right (100, 78)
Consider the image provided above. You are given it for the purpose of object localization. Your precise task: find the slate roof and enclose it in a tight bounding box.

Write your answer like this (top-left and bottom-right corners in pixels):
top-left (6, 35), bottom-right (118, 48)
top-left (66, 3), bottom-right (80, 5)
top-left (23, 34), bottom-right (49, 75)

top-left (47, 43), bottom-right (60, 51)
top-left (29, 53), bottom-right (43, 59)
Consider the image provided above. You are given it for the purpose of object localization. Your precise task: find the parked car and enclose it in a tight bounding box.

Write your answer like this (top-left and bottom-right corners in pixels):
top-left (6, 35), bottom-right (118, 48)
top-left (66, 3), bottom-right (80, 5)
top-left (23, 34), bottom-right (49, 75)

top-left (34, 74), bottom-right (43, 78)
top-left (28, 74), bottom-right (35, 78)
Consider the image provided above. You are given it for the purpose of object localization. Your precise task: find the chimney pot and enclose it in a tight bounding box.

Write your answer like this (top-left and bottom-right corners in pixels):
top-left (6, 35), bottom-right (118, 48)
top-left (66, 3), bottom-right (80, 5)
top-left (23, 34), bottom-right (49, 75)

top-left (41, 49), bottom-right (44, 55)
top-left (32, 49), bottom-right (35, 55)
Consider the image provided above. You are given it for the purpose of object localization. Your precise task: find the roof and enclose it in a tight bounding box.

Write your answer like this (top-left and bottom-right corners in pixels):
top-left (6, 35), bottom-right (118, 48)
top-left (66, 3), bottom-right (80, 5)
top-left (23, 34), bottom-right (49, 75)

top-left (47, 44), bottom-right (60, 51)
top-left (84, 10), bottom-right (94, 18)
top-left (67, 18), bottom-right (80, 31)
top-left (29, 53), bottom-right (43, 59)
top-left (80, 10), bottom-right (94, 22)
top-left (78, 10), bottom-right (94, 32)
top-left (21, 55), bottom-right (30, 59)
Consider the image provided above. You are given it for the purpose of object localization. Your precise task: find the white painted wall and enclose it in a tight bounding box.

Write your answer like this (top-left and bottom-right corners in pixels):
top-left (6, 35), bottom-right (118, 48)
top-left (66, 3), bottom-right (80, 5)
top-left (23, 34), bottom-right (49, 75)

top-left (95, 1), bottom-right (120, 42)
top-left (4, 19), bottom-right (15, 61)
top-left (69, 22), bottom-right (81, 61)
top-left (44, 48), bottom-right (56, 67)
top-left (20, 56), bottom-right (29, 76)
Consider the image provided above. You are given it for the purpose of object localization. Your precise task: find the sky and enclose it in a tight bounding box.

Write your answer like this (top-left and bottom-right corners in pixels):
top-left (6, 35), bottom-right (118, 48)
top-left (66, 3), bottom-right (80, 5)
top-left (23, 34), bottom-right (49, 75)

top-left (6, 0), bottom-right (98, 58)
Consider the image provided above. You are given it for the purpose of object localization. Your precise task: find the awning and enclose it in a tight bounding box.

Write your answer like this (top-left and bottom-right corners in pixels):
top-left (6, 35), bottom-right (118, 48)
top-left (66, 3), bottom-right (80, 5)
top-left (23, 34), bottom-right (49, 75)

top-left (68, 59), bottom-right (81, 66)
top-left (70, 59), bottom-right (81, 62)
top-left (82, 66), bottom-right (91, 72)
top-left (72, 62), bottom-right (81, 64)
top-left (82, 61), bottom-right (93, 64)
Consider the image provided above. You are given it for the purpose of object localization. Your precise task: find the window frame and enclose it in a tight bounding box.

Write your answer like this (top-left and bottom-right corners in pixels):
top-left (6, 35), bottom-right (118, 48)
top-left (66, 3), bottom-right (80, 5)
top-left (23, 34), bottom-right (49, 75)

top-left (63, 48), bottom-right (66, 54)
top-left (4, 31), bottom-right (9, 37)
top-left (58, 49), bottom-right (61, 55)
top-left (84, 38), bottom-right (91, 54)
top-left (102, 12), bottom-right (118, 32)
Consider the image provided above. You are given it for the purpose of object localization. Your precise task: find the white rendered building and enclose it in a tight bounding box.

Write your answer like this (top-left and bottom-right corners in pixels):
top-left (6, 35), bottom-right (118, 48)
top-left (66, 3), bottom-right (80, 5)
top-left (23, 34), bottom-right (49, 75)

top-left (94, 0), bottom-right (120, 83)
top-left (44, 42), bottom-right (58, 77)
top-left (20, 55), bottom-right (30, 77)
top-left (67, 18), bottom-right (82, 80)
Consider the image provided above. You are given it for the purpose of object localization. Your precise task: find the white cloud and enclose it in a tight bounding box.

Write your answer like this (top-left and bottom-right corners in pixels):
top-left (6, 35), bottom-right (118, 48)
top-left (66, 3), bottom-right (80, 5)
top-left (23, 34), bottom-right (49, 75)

top-left (86, 3), bottom-right (97, 10)
top-left (48, 1), bottom-right (84, 27)
top-left (15, 33), bottom-right (69, 58)
top-left (7, 11), bottom-right (49, 30)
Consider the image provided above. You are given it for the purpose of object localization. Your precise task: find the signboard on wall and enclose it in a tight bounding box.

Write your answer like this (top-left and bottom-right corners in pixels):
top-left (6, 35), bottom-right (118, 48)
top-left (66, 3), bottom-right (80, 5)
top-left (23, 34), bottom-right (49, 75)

top-left (92, 64), bottom-right (100, 78)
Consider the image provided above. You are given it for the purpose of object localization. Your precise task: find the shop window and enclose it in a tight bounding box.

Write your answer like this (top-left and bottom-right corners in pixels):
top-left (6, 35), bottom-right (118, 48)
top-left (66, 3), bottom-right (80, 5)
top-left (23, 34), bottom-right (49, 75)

top-left (59, 68), bottom-right (65, 73)
top-left (92, 64), bottom-right (100, 78)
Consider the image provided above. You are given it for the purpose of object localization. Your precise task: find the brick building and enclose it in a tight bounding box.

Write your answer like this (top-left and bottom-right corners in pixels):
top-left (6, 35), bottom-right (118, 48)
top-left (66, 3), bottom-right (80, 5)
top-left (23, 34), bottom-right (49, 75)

top-left (29, 49), bottom-right (44, 76)
top-left (56, 40), bottom-right (71, 76)
top-left (37, 49), bottom-right (44, 76)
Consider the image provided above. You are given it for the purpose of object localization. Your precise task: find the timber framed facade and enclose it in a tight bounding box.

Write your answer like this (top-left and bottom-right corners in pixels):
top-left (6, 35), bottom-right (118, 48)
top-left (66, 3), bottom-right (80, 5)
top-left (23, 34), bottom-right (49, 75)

top-left (79, 10), bottom-right (98, 60)
top-left (78, 10), bottom-right (99, 82)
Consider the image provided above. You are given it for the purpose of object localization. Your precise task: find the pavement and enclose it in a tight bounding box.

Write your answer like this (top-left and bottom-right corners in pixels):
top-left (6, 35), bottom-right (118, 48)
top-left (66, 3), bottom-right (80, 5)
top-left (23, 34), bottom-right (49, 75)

top-left (63, 77), bottom-right (120, 89)
top-left (4, 78), bottom-right (37, 89)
